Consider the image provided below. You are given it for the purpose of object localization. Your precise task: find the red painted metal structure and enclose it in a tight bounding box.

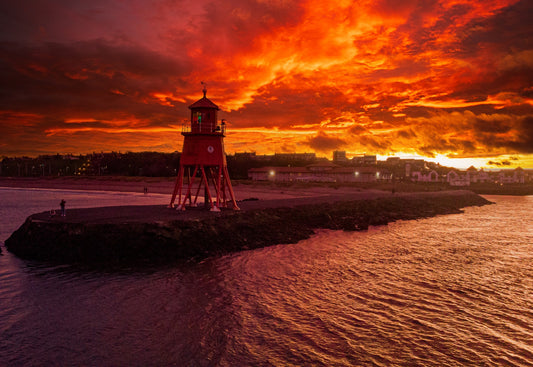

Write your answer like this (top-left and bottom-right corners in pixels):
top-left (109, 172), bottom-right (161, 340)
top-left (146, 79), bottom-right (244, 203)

top-left (169, 86), bottom-right (239, 211)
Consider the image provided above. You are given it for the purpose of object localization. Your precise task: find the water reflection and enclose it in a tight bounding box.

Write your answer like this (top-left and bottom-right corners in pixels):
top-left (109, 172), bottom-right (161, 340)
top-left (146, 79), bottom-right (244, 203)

top-left (0, 193), bottom-right (532, 366)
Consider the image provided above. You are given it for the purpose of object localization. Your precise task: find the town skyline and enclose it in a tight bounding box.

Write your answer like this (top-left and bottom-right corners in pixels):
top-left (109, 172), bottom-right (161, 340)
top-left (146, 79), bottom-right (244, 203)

top-left (1, 0), bottom-right (532, 169)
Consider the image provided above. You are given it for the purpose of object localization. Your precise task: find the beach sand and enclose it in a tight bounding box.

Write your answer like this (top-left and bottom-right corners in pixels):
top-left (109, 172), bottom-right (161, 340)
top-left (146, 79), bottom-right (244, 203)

top-left (0, 176), bottom-right (389, 202)
top-left (0, 176), bottom-right (475, 225)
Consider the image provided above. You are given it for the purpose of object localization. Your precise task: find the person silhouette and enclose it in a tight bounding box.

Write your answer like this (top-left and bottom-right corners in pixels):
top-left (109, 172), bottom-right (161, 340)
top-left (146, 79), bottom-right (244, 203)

top-left (60, 199), bottom-right (66, 217)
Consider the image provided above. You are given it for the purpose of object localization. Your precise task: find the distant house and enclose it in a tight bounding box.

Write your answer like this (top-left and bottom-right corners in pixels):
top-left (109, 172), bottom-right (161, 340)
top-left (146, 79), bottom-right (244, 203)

top-left (447, 170), bottom-right (470, 186)
top-left (466, 167), bottom-right (491, 183)
top-left (411, 169), bottom-right (439, 183)
top-left (404, 160), bottom-right (426, 179)
top-left (497, 168), bottom-right (525, 184)
top-left (525, 169), bottom-right (533, 183)
top-left (444, 166), bottom-right (529, 186)
top-left (514, 167), bottom-right (525, 183)
top-left (248, 164), bottom-right (391, 183)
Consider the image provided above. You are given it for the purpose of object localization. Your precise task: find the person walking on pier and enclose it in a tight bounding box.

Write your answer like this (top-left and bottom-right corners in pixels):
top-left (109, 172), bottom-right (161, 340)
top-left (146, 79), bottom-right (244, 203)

top-left (60, 199), bottom-right (66, 217)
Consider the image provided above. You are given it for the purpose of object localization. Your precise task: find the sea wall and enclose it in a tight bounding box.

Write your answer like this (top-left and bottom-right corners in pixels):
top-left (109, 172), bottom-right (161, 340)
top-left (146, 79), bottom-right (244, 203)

top-left (5, 192), bottom-right (491, 265)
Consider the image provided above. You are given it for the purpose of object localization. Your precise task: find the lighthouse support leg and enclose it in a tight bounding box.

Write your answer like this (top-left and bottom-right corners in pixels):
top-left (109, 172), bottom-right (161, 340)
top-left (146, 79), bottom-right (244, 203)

top-left (221, 173), bottom-right (227, 207)
top-left (169, 165), bottom-right (185, 208)
top-left (185, 167), bottom-right (193, 206)
top-left (223, 165), bottom-right (239, 210)
top-left (199, 166), bottom-right (216, 210)
top-left (179, 165), bottom-right (199, 210)
top-left (208, 166), bottom-right (222, 209)
top-left (192, 165), bottom-right (204, 206)
top-left (215, 166), bottom-right (222, 209)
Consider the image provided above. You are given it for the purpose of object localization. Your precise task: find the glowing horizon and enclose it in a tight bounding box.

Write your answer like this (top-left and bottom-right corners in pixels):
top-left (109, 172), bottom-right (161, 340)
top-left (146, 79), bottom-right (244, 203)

top-left (0, 0), bottom-right (532, 169)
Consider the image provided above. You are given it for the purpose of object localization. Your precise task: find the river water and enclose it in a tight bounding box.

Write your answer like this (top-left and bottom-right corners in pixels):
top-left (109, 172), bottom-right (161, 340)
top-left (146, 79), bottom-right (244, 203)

top-left (0, 188), bottom-right (532, 366)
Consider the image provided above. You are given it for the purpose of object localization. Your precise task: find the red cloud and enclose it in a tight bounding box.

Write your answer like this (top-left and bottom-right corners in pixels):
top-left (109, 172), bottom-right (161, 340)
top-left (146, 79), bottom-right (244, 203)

top-left (0, 0), bottom-right (531, 167)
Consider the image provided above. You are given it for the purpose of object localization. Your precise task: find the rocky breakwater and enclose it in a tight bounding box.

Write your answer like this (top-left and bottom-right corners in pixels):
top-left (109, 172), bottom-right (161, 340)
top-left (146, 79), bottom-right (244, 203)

top-left (5, 191), bottom-right (491, 265)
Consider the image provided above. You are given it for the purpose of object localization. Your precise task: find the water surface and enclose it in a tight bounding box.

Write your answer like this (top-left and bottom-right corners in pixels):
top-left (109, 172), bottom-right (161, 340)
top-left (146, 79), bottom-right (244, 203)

top-left (1, 189), bottom-right (532, 366)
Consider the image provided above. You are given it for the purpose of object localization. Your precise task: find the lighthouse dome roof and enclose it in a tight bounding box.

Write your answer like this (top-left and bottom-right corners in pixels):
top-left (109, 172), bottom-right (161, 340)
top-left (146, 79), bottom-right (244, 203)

top-left (188, 94), bottom-right (219, 110)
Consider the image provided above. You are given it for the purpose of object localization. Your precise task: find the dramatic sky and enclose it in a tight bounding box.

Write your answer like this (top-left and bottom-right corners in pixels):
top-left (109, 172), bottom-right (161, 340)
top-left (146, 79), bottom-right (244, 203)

top-left (1, 0), bottom-right (532, 168)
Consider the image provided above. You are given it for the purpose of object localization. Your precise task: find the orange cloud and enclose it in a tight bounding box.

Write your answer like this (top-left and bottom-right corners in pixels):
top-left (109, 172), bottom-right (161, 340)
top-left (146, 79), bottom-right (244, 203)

top-left (0, 0), bottom-right (532, 168)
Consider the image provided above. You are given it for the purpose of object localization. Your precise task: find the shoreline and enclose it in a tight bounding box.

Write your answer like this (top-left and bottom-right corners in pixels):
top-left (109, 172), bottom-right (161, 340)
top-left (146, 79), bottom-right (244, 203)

top-left (1, 176), bottom-right (531, 197)
top-left (0, 176), bottom-right (394, 202)
top-left (0, 176), bottom-right (177, 195)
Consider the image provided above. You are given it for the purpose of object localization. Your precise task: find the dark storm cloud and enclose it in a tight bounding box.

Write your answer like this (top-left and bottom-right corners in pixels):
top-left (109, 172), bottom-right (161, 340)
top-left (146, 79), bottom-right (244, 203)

top-left (487, 160), bottom-right (512, 166)
top-left (473, 117), bottom-right (513, 134)
top-left (368, 59), bottom-right (431, 80)
top-left (0, 40), bottom-right (191, 123)
top-left (488, 116), bottom-right (533, 153)
top-left (371, 0), bottom-right (421, 17)
top-left (358, 135), bottom-right (392, 152)
top-left (401, 111), bottom-right (533, 158)
top-left (349, 125), bottom-right (369, 135)
top-left (306, 131), bottom-right (346, 152)
top-left (447, 0), bottom-right (533, 100)
top-left (460, 0), bottom-right (532, 52)
top-left (470, 114), bottom-right (533, 153)
top-left (391, 0), bottom-right (466, 52)
top-left (229, 74), bottom-right (365, 129)
top-left (166, 0), bottom-right (305, 62)
top-left (396, 129), bottom-right (416, 139)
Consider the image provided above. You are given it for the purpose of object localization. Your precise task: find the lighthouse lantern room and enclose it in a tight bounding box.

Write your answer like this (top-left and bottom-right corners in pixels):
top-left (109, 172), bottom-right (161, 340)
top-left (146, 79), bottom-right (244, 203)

top-left (169, 84), bottom-right (239, 211)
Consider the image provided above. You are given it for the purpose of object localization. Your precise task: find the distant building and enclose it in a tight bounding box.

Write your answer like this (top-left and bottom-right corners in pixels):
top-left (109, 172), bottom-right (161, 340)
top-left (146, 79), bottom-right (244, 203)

top-left (466, 166), bottom-right (490, 184)
top-left (443, 167), bottom-right (526, 186)
top-left (497, 167), bottom-right (525, 184)
top-left (447, 170), bottom-right (470, 186)
top-left (333, 150), bottom-right (348, 163)
top-left (306, 162), bottom-right (338, 172)
top-left (403, 159), bottom-right (426, 178)
top-left (524, 169), bottom-right (533, 183)
top-left (248, 164), bottom-right (391, 183)
top-left (385, 157), bottom-right (401, 165)
top-left (411, 169), bottom-right (439, 183)
top-left (351, 154), bottom-right (377, 166)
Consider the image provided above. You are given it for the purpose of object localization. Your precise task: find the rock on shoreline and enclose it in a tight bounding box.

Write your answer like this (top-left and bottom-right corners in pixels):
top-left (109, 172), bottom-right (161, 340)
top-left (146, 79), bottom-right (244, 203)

top-left (5, 191), bottom-right (491, 265)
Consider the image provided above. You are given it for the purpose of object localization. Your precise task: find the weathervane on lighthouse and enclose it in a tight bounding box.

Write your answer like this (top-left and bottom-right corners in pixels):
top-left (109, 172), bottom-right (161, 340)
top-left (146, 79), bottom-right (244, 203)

top-left (169, 83), bottom-right (239, 211)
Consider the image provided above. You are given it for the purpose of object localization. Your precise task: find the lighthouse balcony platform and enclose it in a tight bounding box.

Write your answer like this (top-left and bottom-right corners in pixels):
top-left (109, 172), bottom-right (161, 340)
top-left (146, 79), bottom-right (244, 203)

top-left (182, 123), bottom-right (226, 135)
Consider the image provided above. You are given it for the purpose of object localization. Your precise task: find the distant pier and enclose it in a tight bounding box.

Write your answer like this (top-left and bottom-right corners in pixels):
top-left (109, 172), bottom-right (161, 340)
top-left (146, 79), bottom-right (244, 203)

top-left (5, 191), bottom-right (491, 265)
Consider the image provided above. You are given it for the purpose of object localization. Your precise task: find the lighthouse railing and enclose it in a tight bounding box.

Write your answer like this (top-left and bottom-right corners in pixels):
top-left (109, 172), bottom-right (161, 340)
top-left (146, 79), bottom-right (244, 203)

top-left (182, 122), bottom-right (226, 135)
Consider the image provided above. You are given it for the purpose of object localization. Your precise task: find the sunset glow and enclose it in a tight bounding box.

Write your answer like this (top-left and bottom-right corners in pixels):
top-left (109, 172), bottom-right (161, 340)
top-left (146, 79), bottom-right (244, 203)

top-left (0, 0), bottom-right (532, 168)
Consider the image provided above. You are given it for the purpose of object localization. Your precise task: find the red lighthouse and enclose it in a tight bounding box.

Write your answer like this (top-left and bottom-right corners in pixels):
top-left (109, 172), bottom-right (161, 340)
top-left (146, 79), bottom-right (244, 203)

top-left (169, 85), bottom-right (239, 211)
